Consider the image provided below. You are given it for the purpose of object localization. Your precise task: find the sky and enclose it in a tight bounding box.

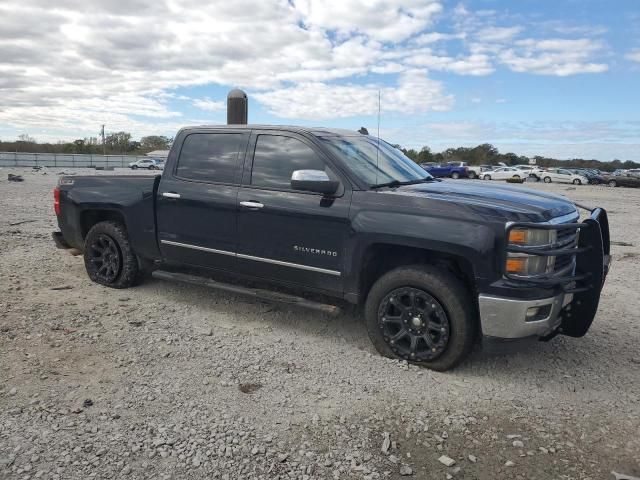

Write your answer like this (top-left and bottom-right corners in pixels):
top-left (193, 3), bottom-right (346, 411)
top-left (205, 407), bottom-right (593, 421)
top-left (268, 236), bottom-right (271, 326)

top-left (0, 0), bottom-right (639, 160)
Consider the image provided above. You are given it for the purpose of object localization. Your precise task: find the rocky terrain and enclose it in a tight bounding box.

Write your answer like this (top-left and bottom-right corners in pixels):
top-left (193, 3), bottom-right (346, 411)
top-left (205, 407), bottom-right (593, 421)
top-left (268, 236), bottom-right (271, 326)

top-left (1, 168), bottom-right (639, 479)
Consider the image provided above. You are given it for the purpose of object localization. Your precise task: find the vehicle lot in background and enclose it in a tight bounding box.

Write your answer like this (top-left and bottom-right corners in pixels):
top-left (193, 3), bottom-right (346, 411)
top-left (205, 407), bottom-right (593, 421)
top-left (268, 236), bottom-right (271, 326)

top-left (1, 168), bottom-right (638, 479)
top-left (541, 168), bottom-right (588, 185)
top-left (569, 168), bottom-right (605, 184)
top-left (467, 164), bottom-right (493, 179)
top-left (421, 161), bottom-right (469, 178)
top-left (604, 172), bottom-right (640, 188)
top-left (481, 166), bottom-right (521, 180)
top-left (129, 158), bottom-right (163, 170)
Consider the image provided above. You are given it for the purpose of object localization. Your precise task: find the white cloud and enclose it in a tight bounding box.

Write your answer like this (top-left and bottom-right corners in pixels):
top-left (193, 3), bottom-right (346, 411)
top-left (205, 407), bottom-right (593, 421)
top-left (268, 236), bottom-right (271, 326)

top-left (254, 71), bottom-right (453, 119)
top-left (192, 98), bottom-right (226, 112)
top-left (626, 49), bottom-right (640, 63)
top-left (293, 0), bottom-right (443, 42)
top-left (405, 49), bottom-right (494, 75)
top-left (476, 26), bottom-right (522, 42)
top-left (499, 38), bottom-right (608, 76)
top-left (0, 0), bottom-right (616, 140)
top-left (412, 32), bottom-right (466, 45)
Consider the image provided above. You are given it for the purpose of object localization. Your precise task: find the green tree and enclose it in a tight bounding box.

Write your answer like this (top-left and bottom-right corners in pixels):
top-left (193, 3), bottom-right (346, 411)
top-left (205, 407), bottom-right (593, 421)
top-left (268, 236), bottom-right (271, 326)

top-left (140, 135), bottom-right (171, 151)
top-left (416, 146), bottom-right (433, 163)
top-left (105, 131), bottom-right (132, 154)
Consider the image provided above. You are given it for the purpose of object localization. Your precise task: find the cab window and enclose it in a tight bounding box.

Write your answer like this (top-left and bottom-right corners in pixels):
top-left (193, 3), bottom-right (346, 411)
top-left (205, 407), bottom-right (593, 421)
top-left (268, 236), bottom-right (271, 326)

top-left (250, 135), bottom-right (327, 190)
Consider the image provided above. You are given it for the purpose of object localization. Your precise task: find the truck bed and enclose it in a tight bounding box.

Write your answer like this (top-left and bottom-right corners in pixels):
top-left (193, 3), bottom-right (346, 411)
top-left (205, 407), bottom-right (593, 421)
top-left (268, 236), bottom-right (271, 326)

top-left (56, 174), bottom-right (162, 260)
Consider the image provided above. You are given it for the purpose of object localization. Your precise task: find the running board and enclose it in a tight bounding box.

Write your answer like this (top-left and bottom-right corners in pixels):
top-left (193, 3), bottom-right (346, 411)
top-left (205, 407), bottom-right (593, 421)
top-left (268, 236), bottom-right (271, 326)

top-left (151, 270), bottom-right (341, 316)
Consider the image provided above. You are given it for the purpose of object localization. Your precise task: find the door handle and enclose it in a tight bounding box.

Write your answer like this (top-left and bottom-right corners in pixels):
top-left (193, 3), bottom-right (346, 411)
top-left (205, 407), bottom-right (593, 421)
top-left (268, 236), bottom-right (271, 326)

top-left (239, 200), bottom-right (264, 209)
top-left (162, 192), bottom-right (181, 199)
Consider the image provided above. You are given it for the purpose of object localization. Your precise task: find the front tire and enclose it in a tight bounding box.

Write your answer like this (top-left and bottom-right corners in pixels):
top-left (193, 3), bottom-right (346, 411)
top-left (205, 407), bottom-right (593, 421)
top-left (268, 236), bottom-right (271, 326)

top-left (364, 265), bottom-right (477, 371)
top-left (84, 221), bottom-right (141, 288)
top-left (483, 174), bottom-right (491, 180)
top-left (573, 178), bottom-right (582, 185)
top-left (468, 172), bottom-right (476, 179)
top-left (131, 165), bottom-right (138, 170)
top-left (543, 176), bottom-right (552, 183)
top-left (608, 180), bottom-right (617, 187)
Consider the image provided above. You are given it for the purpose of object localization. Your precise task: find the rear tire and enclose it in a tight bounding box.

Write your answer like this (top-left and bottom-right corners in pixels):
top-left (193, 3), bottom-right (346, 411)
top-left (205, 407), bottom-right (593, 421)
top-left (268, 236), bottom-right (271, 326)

top-left (573, 178), bottom-right (581, 185)
top-left (513, 175), bottom-right (520, 179)
top-left (84, 221), bottom-right (142, 289)
top-left (468, 172), bottom-right (476, 179)
top-left (451, 172), bottom-right (460, 179)
top-left (364, 265), bottom-right (478, 371)
top-left (543, 176), bottom-right (552, 183)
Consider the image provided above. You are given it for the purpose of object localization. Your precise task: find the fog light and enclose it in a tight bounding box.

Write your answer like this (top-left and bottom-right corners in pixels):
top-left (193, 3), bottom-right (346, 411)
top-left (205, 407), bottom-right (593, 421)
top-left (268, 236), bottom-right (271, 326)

top-left (525, 307), bottom-right (540, 319)
top-left (525, 304), bottom-right (552, 322)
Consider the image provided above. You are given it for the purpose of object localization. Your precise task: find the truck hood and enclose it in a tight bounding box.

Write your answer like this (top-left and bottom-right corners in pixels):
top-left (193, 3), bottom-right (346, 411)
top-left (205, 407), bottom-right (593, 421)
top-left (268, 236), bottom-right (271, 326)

top-left (382, 180), bottom-right (577, 221)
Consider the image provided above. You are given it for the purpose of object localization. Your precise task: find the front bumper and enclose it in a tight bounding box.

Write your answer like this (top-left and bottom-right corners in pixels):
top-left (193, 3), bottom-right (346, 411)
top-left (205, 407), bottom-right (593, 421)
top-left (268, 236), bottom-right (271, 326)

top-left (480, 207), bottom-right (611, 341)
top-left (479, 292), bottom-right (572, 339)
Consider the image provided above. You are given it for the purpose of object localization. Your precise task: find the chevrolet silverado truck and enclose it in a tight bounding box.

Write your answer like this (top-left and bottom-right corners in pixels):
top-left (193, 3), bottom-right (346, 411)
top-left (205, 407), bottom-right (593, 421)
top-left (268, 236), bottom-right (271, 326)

top-left (52, 125), bottom-right (611, 371)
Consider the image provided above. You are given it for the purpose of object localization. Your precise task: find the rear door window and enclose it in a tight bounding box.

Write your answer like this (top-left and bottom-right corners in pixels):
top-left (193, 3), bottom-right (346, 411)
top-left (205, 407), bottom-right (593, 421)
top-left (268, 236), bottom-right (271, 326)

top-left (250, 135), bottom-right (326, 190)
top-left (176, 133), bottom-right (243, 183)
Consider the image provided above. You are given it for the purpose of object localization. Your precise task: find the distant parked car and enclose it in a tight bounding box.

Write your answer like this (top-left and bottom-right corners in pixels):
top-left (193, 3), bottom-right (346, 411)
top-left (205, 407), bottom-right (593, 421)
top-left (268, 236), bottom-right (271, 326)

top-left (129, 159), bottom-right (162, 170)
top-left (569, 169), bottom-right (604, 185)
top-left (467, 165), bottom-right (494, 179)
top-left (541, 168), bottom-right (588, 185)
top-left (603, 173), bottom-right (640, 188)
top-left (422, 162), bottom-right (469, 179)
top-left (481, 167), bottom-right (522, 181)
top-left (513, 165), bottom-right (546, 180)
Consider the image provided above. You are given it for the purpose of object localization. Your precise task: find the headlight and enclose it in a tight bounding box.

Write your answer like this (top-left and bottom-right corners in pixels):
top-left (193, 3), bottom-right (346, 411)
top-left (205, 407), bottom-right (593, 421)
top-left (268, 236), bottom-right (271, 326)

top-left (506, 228), bottom-right (556, 276)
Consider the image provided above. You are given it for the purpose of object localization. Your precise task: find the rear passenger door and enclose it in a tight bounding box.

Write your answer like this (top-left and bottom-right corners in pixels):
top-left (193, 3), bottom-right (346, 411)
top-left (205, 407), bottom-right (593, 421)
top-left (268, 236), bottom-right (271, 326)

top-left (157, 129), bottom-right (249, 270)
top-left (235, 131), bottom-right (352, 294)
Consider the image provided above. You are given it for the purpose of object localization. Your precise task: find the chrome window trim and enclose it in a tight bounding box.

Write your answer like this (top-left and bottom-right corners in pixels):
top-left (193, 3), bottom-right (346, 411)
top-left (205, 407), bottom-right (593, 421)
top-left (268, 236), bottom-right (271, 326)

top-left (160, 239), bottom-right (341, 276)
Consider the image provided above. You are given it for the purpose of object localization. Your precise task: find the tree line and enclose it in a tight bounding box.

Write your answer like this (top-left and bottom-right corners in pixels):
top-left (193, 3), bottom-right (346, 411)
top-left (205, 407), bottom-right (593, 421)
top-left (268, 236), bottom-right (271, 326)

top-left (397, 143), bottom-right (639, 172)
top-left (1, 133), bottom-right (172, 155)
top-left (2, 134), bottom-right (638, 171)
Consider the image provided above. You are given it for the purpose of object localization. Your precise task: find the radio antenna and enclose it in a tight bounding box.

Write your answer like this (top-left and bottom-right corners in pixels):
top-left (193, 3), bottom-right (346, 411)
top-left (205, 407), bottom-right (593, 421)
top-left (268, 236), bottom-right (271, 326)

top-left (375, 90), bottom-right (381, 186)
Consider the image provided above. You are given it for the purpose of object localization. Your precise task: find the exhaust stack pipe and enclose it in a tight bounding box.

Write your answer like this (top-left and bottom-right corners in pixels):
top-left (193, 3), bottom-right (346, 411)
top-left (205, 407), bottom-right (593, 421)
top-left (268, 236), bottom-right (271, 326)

top-left (227, 89), bottom-right (248, 125)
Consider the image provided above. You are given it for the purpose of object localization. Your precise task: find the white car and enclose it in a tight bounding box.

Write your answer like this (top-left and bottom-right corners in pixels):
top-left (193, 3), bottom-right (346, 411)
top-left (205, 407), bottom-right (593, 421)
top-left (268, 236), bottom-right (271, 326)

top-left (129, 158), bottom-right (162, 170)
top-left (481, 167), bottom-right (523, 181)
top-left (467, 165), bottom-right (493, 179)
top-left (514, 165), bottom-right (546, 179)
top-left (541, 168), bottom-right (588, 185)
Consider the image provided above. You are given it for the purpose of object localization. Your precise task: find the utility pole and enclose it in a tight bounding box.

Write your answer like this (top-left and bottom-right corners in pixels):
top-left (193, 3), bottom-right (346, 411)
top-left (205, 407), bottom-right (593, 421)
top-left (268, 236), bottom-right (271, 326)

top-left (101, 125), bottom-right (105, 155)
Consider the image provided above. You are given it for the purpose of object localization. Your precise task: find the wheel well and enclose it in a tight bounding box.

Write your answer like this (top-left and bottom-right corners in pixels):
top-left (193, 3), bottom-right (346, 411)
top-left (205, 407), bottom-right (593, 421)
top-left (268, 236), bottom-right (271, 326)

top-left (80, 210), bottom-right (126, 239)
top-left (358, 244), bottom-right (476, 302)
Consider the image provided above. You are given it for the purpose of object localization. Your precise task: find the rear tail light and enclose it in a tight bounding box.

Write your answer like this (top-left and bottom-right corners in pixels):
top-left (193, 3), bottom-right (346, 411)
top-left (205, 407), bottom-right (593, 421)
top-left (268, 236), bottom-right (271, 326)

top-left (53, 187), bottom-right (61, 216)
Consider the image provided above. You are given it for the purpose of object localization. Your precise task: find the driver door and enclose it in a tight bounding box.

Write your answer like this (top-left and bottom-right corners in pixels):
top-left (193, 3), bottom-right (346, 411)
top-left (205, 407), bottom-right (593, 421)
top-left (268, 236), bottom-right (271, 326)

top-left (235, 131), bottom-right (352, 294)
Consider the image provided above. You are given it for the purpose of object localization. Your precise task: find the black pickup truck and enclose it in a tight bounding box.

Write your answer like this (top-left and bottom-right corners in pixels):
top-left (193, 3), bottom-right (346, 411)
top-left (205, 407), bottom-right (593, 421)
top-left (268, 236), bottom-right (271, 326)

top-left (52, 125), bottom-right (611, 370)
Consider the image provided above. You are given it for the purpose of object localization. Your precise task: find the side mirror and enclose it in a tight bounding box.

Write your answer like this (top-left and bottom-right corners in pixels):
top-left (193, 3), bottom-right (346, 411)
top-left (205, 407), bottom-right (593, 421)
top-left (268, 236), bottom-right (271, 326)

top-left (291, 170), bottom-right (339, 195)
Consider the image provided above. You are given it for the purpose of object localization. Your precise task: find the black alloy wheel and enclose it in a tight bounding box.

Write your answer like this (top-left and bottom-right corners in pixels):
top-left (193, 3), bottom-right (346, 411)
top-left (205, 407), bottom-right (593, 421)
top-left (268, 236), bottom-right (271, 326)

top-left (378, 287), bottom-right (450, 362)
top-left (87, 234), bottom-right (122, 283)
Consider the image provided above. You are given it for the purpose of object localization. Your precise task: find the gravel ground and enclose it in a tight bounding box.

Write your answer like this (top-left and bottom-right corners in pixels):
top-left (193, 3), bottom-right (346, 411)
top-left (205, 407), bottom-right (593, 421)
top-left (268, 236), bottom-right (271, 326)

top-left (1, 168), bottom-right (639, 480)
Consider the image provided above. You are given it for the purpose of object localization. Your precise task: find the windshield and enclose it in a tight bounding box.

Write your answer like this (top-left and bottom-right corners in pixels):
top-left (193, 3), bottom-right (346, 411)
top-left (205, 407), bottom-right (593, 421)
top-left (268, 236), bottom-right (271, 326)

top-left (320, 135), bottom-right (432, 186)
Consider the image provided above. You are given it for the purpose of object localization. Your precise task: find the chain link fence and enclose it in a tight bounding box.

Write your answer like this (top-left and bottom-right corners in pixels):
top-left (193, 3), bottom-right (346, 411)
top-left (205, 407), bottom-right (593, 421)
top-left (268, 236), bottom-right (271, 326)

top-left (0, 152), bottom-right (150, 168)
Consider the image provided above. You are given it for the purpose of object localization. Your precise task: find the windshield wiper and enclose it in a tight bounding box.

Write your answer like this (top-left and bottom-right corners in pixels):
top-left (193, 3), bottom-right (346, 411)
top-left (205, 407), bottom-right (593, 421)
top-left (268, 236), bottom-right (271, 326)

top-left (370, 177), bottom-right (434, 190)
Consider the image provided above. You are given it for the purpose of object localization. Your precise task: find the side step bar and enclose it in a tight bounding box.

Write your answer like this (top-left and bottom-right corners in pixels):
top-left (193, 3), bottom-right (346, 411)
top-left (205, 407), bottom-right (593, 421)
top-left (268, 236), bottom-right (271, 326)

top-left (151, 270), bottom-right (341, 316)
